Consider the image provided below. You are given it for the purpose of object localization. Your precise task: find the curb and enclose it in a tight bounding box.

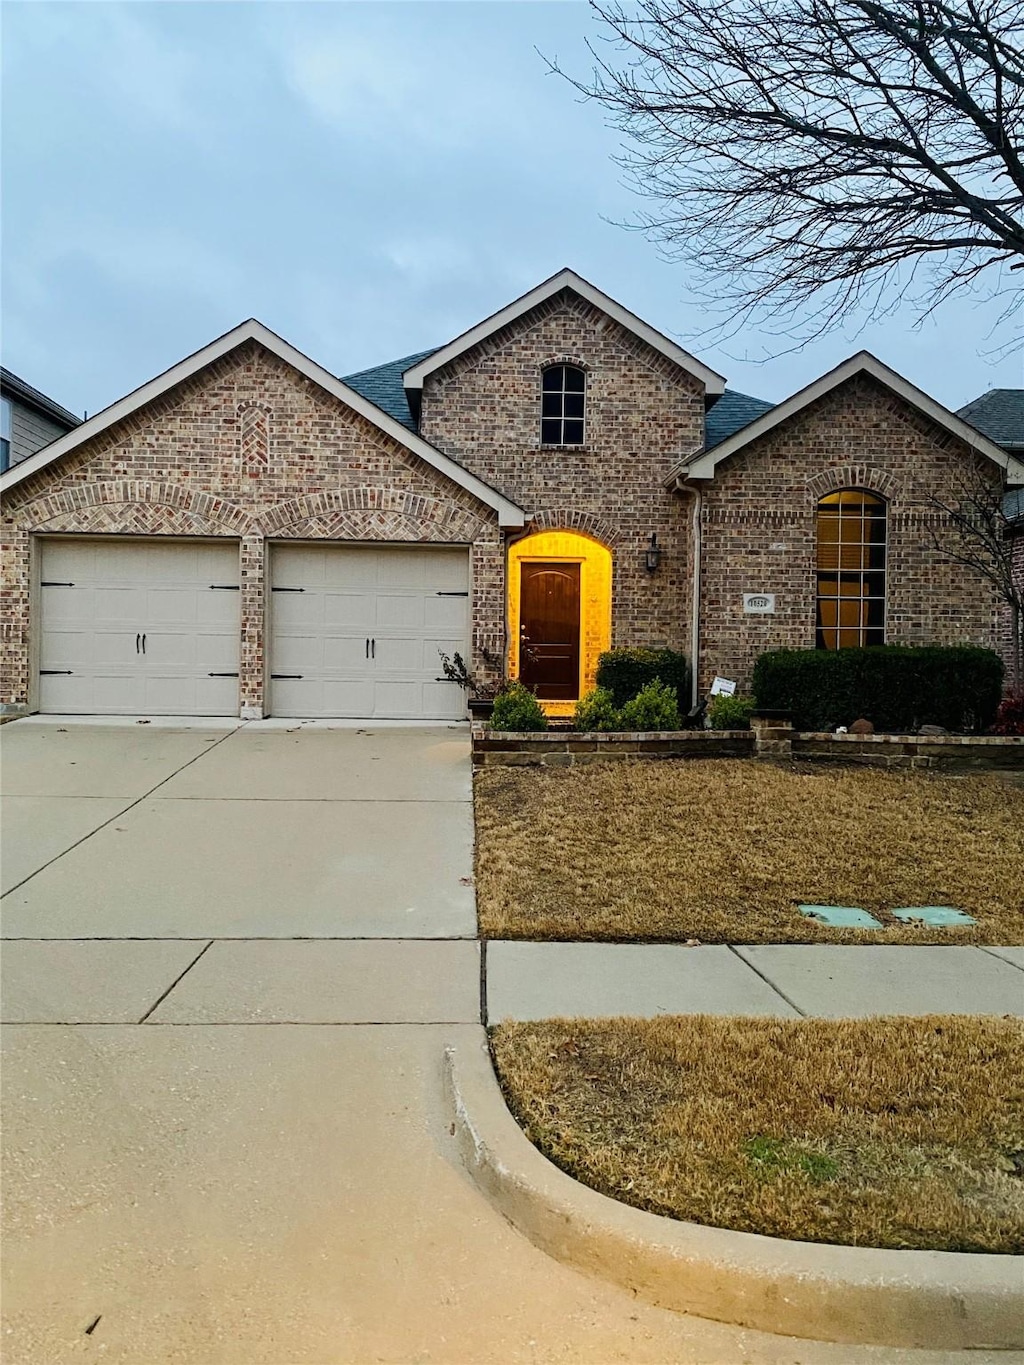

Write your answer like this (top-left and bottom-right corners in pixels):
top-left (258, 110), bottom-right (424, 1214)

top-left (444, 1039), bottom-right (1024, 1349)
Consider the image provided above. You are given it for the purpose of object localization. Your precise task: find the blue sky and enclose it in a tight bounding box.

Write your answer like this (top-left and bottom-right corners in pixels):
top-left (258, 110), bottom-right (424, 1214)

top-left (2, 1), bottom-right (1020, 421)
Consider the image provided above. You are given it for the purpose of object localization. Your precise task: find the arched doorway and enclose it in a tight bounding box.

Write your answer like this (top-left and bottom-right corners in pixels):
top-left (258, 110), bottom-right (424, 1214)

top-left (507, 530), bottom-right (612, 716)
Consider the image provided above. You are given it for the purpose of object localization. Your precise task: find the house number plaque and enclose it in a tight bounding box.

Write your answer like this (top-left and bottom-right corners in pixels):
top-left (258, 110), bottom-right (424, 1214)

top-left (743, 593), bottom-right (776, 613)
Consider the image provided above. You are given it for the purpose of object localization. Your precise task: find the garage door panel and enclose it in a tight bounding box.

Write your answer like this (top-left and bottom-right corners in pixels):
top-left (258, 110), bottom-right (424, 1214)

top-left (38, 540), bottom-right (239, 716)
top-left (270, 545), bottom-right (470, 719)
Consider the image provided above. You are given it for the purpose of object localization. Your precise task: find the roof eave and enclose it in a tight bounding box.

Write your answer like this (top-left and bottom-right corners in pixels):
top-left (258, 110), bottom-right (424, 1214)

top-left (401, 267), bottom-right (726, 396)
top-left (0, 321), bottom-right (526, 528)
top-left (677, 352), bottom-right (1024, 484)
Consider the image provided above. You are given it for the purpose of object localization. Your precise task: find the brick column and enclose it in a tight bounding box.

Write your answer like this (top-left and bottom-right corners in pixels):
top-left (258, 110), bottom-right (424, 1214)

top-left (751, 709), bottom-right (793, 758)
top-left (239, 534), bottom-right (265, 719)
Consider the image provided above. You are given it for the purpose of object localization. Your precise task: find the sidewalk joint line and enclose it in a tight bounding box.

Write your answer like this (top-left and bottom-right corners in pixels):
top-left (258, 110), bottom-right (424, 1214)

top-left (977, 945), bottom-right (1024, 974)
top-left (0, 724), bottom-right (247, 899)
top-left (726, 944), bottom-right (808, 1017)
top-left (137, 940), bottom-right (214, 1023)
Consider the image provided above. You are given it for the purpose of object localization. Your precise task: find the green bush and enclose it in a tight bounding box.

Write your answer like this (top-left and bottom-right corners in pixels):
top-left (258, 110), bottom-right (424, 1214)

top-left (752, 646), bottom-right (1004, 733)
top-left (619, 679), bottom-right (681, 732)
top-left (490, 680), bottom-right (548, 732)
top-left (707, 693), bottom-right (756, 730)
top-left (573, 687), bottom-right (621, 732)
top-left (596, 647), bottom-right (690, 710)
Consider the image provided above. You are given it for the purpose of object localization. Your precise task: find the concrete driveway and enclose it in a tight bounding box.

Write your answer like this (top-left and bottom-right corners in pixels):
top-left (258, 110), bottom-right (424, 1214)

top-left (1, 720), bottom-right (997, 1365)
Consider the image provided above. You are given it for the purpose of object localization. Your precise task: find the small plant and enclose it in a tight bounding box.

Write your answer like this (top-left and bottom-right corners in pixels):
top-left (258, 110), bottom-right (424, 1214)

top-left (573, 687), bottom-right (621, 732)
top-left (707, 693), bottom-right (756, 730)
top-left (618, 679), bottom-right (681, 732)
top-left (490, 680), bottom-right (548, 732)
top-left (745, 1136), bottom-right (838, 1184)
top-left (595, 647), bottom-right (690, 710)
top-left (438, 650), bottom-right (501, 700)
top-left (992, 693), bottom-right (1024, 735)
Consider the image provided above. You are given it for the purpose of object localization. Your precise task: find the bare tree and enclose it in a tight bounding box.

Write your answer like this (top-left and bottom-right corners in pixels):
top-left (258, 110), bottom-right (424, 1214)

top-left (561, 0), bottom-right (1024, 340)
top-left (928, 466), bottom-right (1023, 688)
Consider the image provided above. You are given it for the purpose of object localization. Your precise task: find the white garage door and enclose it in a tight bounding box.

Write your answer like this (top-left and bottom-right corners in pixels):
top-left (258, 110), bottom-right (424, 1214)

top-left (270, 545), bottom-right (470, 719)
top-left (38, 540), bottom-right (241, 716)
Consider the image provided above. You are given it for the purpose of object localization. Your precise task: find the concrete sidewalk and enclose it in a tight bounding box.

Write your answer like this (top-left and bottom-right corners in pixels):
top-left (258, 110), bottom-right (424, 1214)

top-left (485, 941), bottom-right (1024, 1022)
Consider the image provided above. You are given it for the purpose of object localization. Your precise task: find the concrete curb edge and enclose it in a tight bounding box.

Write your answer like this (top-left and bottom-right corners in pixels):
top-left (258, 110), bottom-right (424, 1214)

top-left (443, 1039), bottom-right (1024, 1349)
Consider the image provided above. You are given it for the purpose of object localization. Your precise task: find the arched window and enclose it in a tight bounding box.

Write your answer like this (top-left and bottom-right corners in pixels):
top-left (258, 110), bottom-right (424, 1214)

top-left (541, 365), bottom-right (586, 445)
top-left (815, 490), bottom-right (887, 649)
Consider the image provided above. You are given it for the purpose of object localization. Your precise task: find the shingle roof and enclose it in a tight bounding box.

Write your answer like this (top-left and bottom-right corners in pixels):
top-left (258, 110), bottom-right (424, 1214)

top-left (956, 389), bottom-right (1024, 451)
top-left (704, 389), bottom-right (775, 450)
top-left (0, 366), bottom-right (81, 429)
top-left (1005, 486), bottom-right (1024, 524)
top-left (342, 348), bottom-right (437, 431)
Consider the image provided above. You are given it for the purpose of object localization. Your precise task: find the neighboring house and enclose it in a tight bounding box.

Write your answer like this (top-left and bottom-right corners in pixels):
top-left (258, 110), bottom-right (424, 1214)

top-left (1, 268), bottom-right (1022, 721)
top-left (0, 368), bottom-right (80, 474)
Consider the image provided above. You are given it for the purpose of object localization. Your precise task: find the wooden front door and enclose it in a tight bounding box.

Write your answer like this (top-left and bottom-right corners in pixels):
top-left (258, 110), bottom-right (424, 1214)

top-left (519, 562), bottom-right (581, 700)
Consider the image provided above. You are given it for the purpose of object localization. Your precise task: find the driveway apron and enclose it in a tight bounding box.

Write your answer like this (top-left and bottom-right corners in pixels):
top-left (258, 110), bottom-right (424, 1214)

top-left (0, 721), bottom-right (999, 1365)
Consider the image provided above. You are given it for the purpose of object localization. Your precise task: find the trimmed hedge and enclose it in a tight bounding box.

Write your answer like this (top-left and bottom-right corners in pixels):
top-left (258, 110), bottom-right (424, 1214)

top-left (752, 646), bottom-right (1004, 734)
top-left (595, 647), bottom-right (690, 710)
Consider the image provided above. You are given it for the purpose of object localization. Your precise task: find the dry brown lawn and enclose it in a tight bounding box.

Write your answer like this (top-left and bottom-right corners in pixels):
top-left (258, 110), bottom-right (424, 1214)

top-left (474, 760), bottom-right (1024, 943)
top-left (491, 1015), bottom-right (1024, 1252)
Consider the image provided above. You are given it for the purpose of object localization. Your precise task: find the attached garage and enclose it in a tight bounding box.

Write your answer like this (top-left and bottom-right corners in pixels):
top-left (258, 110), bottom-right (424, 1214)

top-left (37, 539), bottom-right (240, 716)
top-left (269, 545), bottom-right (470, 720)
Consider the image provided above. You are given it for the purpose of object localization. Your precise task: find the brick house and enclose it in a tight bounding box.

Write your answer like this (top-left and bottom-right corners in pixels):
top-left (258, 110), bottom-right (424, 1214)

top-left (1, 269), bottom-right (1022, 720)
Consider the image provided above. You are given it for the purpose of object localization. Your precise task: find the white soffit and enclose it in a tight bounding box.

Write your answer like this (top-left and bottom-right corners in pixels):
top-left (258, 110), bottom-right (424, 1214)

top-left (680, 351), bottom-right (1024, 484)
top-left (402, 268), bottom-right (726, 395)
top-left (0, 320), bottom-right (526, 528)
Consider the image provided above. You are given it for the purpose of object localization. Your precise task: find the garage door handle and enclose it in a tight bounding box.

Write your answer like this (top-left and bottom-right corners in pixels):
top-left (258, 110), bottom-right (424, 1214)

top-left (365, 638), bottom-right (369, 659)
top-left (40, 669), bottom-right (73, 675)
top-left (371, 638), bottom-right (375, 659)
top-left (435, 591), bottom-right (469, 597)
top-left (142, 634), bottom-right (147, 655)
top-left (271, 674), bottom-right (303, 680)
top-left (136, 633), bottom-right (141, 655)
top-left (271, 586), bottom-right (304, 592)
top-left (208, 672), bottom-right (239, 678)
top-left (41, 581), bottom-right (75, 587)
top-left (209, 584), bottom-right (240, 590)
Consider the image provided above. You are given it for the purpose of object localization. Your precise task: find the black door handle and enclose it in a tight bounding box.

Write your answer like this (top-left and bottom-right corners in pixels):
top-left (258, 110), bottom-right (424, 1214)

top-left (371, 638), bottom-right (375, 659)
top-left (136, 633), bottom-right (141, 655)
top-left (366, 638), bottom-right (369, 659)
top-left (142, 634), bottom-right (147, 655)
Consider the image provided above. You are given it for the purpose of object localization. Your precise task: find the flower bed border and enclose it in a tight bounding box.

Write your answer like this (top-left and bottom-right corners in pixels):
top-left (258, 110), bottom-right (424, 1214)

top-left (471, 721), bottom-right (1024, 770)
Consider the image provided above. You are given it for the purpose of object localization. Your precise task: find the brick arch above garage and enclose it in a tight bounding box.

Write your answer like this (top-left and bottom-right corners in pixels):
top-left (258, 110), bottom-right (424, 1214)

top-left (16, 481), bottom-right (253, 537)
top-left (261, 486), bottom-right (493, 542)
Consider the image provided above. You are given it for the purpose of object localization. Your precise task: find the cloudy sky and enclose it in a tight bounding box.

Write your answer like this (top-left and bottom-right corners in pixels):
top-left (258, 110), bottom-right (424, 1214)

top-left (2, 1), bottom-right (1020, 421)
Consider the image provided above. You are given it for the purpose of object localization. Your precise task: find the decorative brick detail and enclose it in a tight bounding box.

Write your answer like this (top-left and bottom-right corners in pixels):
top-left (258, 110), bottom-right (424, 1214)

top-left (238, 401), bottom-right (271, 474)
top-left (0, 343), bottom-right (503, 713)
top-left (524, 509), bottom-right (623, 548)
top-left (805, 465), bottom-right (902, 500)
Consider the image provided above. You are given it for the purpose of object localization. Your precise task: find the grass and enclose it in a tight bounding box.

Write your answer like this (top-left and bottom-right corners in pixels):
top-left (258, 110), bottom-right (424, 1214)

top-left (490, 1015), bottom-right (1024, 1253)
top-left (474, 759), bottom-right (1024, 943)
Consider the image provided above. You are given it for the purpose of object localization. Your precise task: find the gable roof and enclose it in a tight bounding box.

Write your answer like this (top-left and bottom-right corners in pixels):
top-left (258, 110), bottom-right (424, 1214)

top-left (1, 367), bottom-right (81, 430)
top-left (343, 348), bottom-right (436, 430)
top-left (0, 320), bottom-right (525, 527)
top-left (956, 389), bottom-right (1024, 452)
top-left (402, 268), bottom-right (726, 397)
top-left (676, 351), bottom-right (1024, 485)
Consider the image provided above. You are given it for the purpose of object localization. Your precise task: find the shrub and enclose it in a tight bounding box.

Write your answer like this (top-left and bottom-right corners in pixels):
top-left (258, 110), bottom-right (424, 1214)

top-left (993, 694), bottom-right (1024, 735)
top-left (573, 687), bottom-right (621, 732)
top-left (707, 693), bottom-right (756, 730)
top-left (596, 647), bottom-right (690, 710)
top-left (619, 679), bottom-right (681, 731)
top-left (490, 680), bottom-right (548, 732)
top-left (752, 645), bottom-right (1004, 733)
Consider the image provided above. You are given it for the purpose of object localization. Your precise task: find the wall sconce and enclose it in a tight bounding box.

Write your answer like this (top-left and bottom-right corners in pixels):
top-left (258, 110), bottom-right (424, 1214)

top-left (645, 532), bottom-right (662, 573)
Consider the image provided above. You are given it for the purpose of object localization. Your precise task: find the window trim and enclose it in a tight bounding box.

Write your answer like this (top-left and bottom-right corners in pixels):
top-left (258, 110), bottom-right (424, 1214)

top-left (815, 488), bottom-right (888, 650)
top-left (540, 364), bottom-right (587, 447)
top-left (0, 396), bottom-right (11, 474)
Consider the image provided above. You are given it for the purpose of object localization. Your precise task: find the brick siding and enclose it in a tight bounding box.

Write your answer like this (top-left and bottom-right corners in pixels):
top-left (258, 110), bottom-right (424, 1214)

top-left (419, 287), bottom-right (703, 658)
top-left (695, 375), bottom-right (1004, 693)
top-left (0, 342), bottom-right (502, 714)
